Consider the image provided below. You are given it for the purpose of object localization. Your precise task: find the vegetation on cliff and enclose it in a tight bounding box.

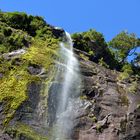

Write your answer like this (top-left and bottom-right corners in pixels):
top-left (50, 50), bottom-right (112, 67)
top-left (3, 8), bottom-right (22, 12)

top-left (0, 11), bottom-right (60, 140)
top-left (72, 30), bottom-right (140, 75)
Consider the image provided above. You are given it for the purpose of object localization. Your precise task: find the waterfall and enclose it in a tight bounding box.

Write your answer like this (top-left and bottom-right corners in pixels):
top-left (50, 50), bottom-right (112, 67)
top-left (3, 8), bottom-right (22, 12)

top-left (48, 32), bottom-right (81, 140)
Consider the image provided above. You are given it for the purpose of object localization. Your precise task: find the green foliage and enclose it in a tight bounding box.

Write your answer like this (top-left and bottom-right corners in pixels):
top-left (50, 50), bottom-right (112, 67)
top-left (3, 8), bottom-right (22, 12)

top-left (98, 57), bottom-right (109, 68)
top-left (0, 37), bottom-right (58, 126)
top-left (0, 62), bottom-right (30, 125)
top-left (118, 64), bottom-right (133, 81)
top-left (0, 11), bottom-right (60, 128)
top-left (92, 116), bottom-right (97, 123)
top-left (121, 64), bottom-right (133, 74)
top-left (0, 11), bottom-right (59, 40)
top-left (72, 29), bottom-right (107, 53)
top-left (80, 95), bottom-right (88, 100)
top-left (0, 12), bottom-right (46, 36)
top-left (28, 15), bottom-right (46, 36)
top-left (0, 12), bottom-right (29, 30)
top-left (35, 26), bottom-right (55, 40)
top-left (128, 81), bottom-right (138, 94)
top-left (0, 21), bottom-right (32, 53)
top-left (109, 31), bottom-right (140, 63)
top-left (82, 29), bottom-right (107, 48)
top-left (6, 123), bottom-right (48, 140)
top-left (0, 11), bottom-right (61, 55)
top-left (72, 29), bottom-right (120, 69)
top-left (79, 53), bottom-right (89, 61)
top-left (120, 95), bottom-right (129, 106)
top-left (22, 38), bottom-right (59, 70)
top-left (96, 124), bottom-right (102, 133)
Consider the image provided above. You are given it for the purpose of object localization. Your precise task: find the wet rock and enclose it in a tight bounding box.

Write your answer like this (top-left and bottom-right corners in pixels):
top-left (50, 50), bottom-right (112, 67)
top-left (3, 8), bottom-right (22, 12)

top-left (10, 82), bottom-right (42, 130)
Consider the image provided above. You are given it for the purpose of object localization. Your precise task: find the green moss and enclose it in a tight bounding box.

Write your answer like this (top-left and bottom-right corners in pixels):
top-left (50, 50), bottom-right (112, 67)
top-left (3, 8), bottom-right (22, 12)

top-left (79, 53), bottom-right (89, 61)
top-left (92, 116), bottom-right (97, 123)
top-left (120, 95), bottom-right (129, 106)
top-left (0, 21), bottom-right (32, 53)
top-left (117, 85), bottom-right (129, 106)
top-left (118, 72), bottom-right (130, 81)
top-left (118, 64), bottom-right (134, 81)
top-left (0, 37), bottom-right (59, 126)
top-left (80, 95), bottom-right (88, 100)
top-left (128, 81), bottom-right (137, 94)
top-left (96, 124), bottom-right (102, 133)
top-left (0, 65), bottom-right (30, 125)
top-left (22, 38), bottom-right (59, 71)
top-left (120, 119), bottom-right (127, 132)
top-left (6, 123), bottom-right (48, 140)
top-left (98, 57), bottom-right (109, 68)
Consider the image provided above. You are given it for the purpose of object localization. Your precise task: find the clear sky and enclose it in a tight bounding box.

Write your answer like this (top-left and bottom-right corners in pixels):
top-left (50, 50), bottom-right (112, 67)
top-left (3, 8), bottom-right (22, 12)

top-left (0, 0), bottom-right (140, 41)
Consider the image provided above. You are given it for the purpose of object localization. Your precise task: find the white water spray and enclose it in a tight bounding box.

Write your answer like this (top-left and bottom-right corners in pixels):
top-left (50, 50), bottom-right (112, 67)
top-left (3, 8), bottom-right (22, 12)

top-left (49, 32), bottom-right (81, 139)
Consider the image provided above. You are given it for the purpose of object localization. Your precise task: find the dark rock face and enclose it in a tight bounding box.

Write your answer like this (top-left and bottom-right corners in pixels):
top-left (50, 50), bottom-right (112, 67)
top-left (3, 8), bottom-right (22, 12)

top-left (49, 26), bottom-right (65, 39)
top-left (73, 56), bottom-right (140, 140)
top-left (0, 132), bottom-right (12, 140)
top-left (0, 73), bottom-right (3, 79)
top-left (27, 64), bottom-right (42, 75)
top-left (14, 82), bottom-right (41, 122)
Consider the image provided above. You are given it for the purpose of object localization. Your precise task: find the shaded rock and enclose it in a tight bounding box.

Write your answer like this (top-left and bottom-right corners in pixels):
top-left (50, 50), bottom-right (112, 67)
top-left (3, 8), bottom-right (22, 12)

top-left (0, 132), bottom-right (12, 140)
top-left (9, 82), bottom-right (42, 130)
top-left (0, 73), bottom-right (3, 79)
top-left (50, 26), bottom-right (65, 39)
top-left (27, 64), bottom-right (42, 75)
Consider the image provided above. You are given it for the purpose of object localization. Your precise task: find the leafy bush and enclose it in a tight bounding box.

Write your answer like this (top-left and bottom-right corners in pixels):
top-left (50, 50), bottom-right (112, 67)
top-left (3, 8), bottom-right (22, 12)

top-left (118, 64), bottom-right (134, 81)
top-left (109, 31), bottom-right (140, 63)
top-left (0, 22), bottom-right (32, 53)
top-left (72, 29), bottom-right (120, 69)
top-left (0, 11), bottom-right (48, 37)
top-left (72, 29), bottom-right (107, 53)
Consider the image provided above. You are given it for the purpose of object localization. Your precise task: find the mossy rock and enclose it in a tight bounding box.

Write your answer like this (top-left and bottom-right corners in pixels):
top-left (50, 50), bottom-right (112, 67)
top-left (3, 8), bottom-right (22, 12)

top-left (0, 37), bottom-right (59, 126)
top-left (6, 123), bottom-right (48, 140)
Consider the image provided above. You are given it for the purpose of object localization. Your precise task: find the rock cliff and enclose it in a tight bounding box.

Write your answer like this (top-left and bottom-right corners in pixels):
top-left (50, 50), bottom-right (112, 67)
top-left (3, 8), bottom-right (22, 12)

top-left (73, 50), bottom-right (140, 140)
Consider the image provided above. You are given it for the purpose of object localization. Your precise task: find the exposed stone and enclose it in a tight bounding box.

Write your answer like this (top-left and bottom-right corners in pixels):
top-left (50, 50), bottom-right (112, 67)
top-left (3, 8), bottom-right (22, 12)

top-left (2, 49), bottom-right (26, 60)
top-left (0, 73), bottom-right (3, 79)
top-left (73, 55), bottom-right (140, 140)
top-left (27, 64), bottom-right (42, 75)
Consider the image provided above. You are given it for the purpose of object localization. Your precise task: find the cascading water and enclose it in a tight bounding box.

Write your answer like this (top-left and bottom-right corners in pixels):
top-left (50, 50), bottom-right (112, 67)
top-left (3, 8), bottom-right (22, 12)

top-left (48, 32), bottom-right (81, 140)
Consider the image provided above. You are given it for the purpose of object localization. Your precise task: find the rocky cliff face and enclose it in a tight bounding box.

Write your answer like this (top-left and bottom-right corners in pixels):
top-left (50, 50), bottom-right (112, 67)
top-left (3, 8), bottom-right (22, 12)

top-left (73, 50), bottom-right (140, 140)
top-left (1, 48), bottom-right (139, 140)
top-left (0, 12), bottom-right (140, 140)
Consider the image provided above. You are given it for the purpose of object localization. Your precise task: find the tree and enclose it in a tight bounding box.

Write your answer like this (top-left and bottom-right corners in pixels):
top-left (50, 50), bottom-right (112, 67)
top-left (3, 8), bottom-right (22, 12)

top-left (109, 31), bottom-right (140, 64)
top-left (72, 29), bottom-right (107, 55)
top-left (72, 29), bottom-right (120, 69)
top-left (132, 53), bottom-right (140, 67)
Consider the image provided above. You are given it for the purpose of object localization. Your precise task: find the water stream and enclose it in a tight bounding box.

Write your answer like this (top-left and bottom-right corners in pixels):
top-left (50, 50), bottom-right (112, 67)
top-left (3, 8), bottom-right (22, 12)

top-left (49, 32), bottom-right (81, 140)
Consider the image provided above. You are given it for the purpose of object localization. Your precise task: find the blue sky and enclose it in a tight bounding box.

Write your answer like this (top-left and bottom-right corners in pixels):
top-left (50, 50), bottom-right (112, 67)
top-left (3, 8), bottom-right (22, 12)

top-left (0, 0), bottom-right (140, 41)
